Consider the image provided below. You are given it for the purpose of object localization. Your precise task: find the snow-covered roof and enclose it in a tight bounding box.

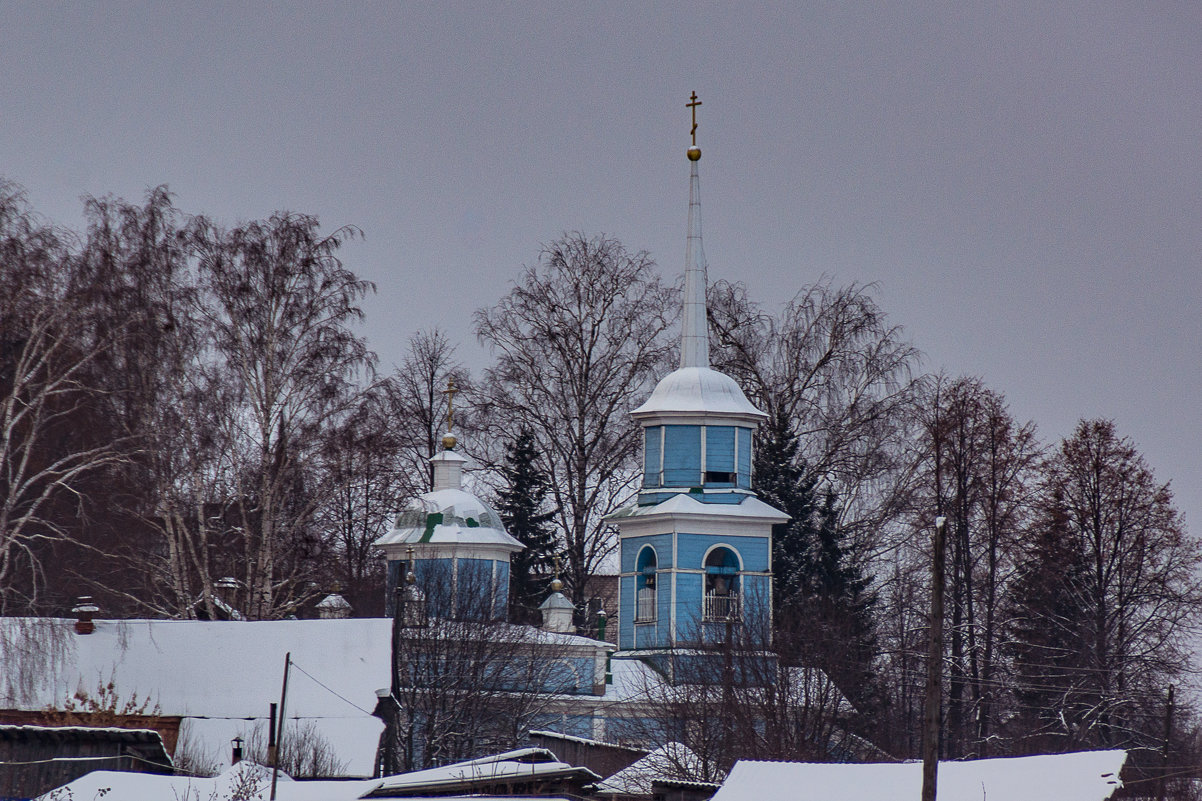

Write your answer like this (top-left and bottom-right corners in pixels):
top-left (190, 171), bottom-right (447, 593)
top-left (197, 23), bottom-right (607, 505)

top-left (539, 591), bottom-right (575, 611)
top-left (374, 487), bottom-right (523, 552)
top-left (606, 491), bottom-right (789, 524)
top-left (529, 729), bottom-right (647, 752)
top-left (631, 366), bottom-right (764, 421)
top-left (40, 761), bottom-right (383, 801)
top-left (597, 742), bottom-right (717, 795)
top-left (316, 593), bottom-right (352, 610)
top-left (369, 747), bottom-right (600, 794)
top-left (0, 617), bottom-right (388, 777)
top-left (711, 750), bottom-right (1128, 801)
top-left (599, 655), bottom-right (667, 703)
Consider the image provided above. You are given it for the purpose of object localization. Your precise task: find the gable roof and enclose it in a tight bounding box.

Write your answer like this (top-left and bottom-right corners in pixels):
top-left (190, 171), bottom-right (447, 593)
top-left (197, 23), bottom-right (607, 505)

top-left (711, 750), bottom-right (1127, 801)
top-left (597, 742), bottom-right (719, 796)
top-left (365, 747), bottom-right (600, 797)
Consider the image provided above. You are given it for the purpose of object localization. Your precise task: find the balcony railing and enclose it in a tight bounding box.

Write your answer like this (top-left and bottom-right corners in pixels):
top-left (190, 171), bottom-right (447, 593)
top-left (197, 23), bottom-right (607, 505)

top-left (703, 591), bottom-right (740, 622)
top-left (636, 588), bottom-right (657, 622)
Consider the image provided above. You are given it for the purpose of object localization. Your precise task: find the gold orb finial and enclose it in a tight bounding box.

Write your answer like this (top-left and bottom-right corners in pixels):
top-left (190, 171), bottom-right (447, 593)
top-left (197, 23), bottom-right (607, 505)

top-left (687, 145), bottom-right (701, 161)
top-left (550, 577), bottom-right (564, 592)
top-left (441, 432), bottom-right (457, 450)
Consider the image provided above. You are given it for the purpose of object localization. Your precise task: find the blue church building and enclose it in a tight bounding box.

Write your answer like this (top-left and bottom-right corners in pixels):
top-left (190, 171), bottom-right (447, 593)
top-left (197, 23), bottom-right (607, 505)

top-left (373, 101), bottom-right (810, 756)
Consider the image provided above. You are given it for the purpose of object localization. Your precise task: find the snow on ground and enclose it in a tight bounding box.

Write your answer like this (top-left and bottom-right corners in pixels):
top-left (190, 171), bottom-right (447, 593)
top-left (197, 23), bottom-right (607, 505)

top-left (711, 750), bottom-right (1127, 801)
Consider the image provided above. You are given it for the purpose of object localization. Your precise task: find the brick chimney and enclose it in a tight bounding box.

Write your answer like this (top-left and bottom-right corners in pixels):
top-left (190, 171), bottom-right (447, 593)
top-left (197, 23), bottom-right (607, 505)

top-left (72, 596), bottom-right (99, 635)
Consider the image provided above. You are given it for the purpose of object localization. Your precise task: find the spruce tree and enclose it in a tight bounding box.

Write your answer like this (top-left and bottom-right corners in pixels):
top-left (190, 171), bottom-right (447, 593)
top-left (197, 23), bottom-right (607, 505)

top-left (495, 429), bottom-right (558, 623)
top-left (754, 409), bottom-right (880, 713)
top-left (1006, 486), bottom-right (1093, 752)
top-left (753, 408), bottom-right (819, 610)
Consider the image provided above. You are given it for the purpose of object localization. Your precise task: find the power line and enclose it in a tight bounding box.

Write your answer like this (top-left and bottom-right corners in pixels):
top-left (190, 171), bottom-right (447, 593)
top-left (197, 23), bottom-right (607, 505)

top-left (288, 659), bottom-right (376, 717)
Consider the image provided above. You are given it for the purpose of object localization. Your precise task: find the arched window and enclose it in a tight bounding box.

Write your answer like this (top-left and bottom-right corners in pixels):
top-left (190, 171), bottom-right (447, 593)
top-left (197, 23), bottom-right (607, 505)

top-left (703, 546), bottom-right (740, 622)
top-left (636, 546), bottom-right (658, 623)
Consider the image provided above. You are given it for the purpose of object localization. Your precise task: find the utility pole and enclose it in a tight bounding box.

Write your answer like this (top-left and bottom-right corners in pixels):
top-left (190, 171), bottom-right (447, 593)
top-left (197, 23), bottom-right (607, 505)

top-left (270, 652), bottom-right (291, 801)
top-left (1157, 684), bottom-right (1174, 801)
top-left (922, 517), bottom-right (947, 801)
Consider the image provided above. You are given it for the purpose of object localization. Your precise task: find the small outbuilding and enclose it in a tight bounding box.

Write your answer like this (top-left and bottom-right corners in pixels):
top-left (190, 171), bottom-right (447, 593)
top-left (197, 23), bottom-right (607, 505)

top-left (0, 724), bottom-right (171, 801)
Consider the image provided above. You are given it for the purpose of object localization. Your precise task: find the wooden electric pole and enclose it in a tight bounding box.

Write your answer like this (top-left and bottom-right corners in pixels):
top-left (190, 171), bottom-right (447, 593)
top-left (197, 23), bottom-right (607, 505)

top-left (922, 517), bottom-right (947, 801)
top-left (1157, 684), bottom-right (1174, 801)
top-left (270, 652), bottom-right (291, 801)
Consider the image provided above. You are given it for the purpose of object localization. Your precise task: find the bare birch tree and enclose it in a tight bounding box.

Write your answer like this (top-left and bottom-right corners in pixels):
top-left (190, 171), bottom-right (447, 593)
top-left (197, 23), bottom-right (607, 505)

top-left (0, 184), bottom-right (129, 612)
top-left (389, 328), bottom-right (471, 491)
top-left (187, 213), bottom-right (376, 618)
top-left (314, 381), bottom-right (416, 616)
top-left (911, 375), bottom-right (1042, 757)
top-left (474, 233), bottom-right (676, 606)
top-left (707, 278), bottom-right (921, 556)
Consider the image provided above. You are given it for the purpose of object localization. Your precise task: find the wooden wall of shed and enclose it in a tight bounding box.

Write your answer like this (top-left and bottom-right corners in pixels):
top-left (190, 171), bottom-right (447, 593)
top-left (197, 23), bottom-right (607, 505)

top-left (0, 710), bottom-right (181, 755)
top-left (0, 732), bottom-right (171, 800)
top-left (529, 731), bottom-right (647, 780)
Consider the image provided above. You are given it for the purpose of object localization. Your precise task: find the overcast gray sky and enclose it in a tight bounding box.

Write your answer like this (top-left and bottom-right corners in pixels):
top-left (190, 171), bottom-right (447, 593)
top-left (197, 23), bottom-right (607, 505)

top-left (2, 2), bottom-right (1199, 530)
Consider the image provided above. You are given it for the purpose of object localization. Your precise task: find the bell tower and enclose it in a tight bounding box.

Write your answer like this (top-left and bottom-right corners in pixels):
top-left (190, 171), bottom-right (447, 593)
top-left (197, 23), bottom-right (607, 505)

top-left (609, 95), bottom-right (787, 660)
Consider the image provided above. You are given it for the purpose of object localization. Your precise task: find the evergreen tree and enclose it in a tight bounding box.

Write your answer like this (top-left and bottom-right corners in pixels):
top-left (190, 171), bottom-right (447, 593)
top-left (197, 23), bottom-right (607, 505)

top-left (753, 409), bottom-right (819, 611)
top-left (805, 489), bottom-right (879, 699)
top-left (1005, 486), bottom-right (1092, 752)
top-left (753, 410), bottom-right (880, 713)
top-left (495, 429), bottom-right (558, 623)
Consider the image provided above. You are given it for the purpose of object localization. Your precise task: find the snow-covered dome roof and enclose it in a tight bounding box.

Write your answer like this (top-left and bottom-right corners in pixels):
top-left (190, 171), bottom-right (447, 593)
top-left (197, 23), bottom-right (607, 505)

top-left (374, 487), bottom-right (523, 551)
top-left (631, 366), bottom-right (765, 421)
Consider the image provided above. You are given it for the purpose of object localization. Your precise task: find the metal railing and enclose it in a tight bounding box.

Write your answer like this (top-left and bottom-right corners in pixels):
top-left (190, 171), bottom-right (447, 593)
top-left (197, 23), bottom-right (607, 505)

top-left (703, 591), bottom-right (740, 622)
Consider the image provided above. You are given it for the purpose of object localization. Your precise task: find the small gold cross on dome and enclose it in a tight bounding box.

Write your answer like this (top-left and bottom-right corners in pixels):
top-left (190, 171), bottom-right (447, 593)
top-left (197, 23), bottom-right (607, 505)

top-left (441, 376), bottom-right (458, 433)
top-left (686, 91), bottom-right (702, 145)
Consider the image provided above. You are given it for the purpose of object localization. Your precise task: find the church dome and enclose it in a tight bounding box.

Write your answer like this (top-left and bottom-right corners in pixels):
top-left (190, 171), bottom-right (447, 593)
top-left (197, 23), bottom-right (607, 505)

top-left (375, 487), bottom-right (522, 551)
top-left (631, 366), bottom-right (764, 421)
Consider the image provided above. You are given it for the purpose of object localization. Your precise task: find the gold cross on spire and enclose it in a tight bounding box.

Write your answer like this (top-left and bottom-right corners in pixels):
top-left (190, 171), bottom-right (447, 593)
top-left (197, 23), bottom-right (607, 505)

top-left (687, 91), bottom-right (702, 146)
top-left (442, 376), bottom-right (458, 433)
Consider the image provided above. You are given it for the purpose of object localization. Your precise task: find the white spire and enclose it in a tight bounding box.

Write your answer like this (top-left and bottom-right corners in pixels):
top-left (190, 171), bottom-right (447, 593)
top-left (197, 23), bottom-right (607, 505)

top-left (681, 92), bottom-right (709, 370)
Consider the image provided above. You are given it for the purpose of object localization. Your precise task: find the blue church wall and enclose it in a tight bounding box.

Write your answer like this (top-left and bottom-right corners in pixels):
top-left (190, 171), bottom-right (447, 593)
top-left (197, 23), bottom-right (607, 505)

top-left (619, 574), bottom-right (636, 650)
top-left (494, 560), bottom-right (510, 613)
top-left (635, 618), bottom-right (663, 650)
top-left (662, 425), bottom-right (701, 486)
top-left (673, 571), bottom-right (706, 639)
top-left (619, 533), bottom-right (772, 650)
top-left (704, 425), bottom-right (734, 484)
top-left (385, 556), bottom-right (509, 620)
top-left (675, 534), bottom-right (769, 572)
top-left (530, 712), bottom-right (596, 741)
top-left (621, 535), bottom-right (675, 572)
top-left (541, 656), bottom-right (597, 695)
top-left (671, 651), bottom-right (778, 688)
top-left (737, 427), bottom-right (752, 487)
top-left (642, 425), bottom-right (754, 490)
top-left (643, 426), bottom-right (662, 487)
top-left (604, 712), bottom-right (672, 745)
top-left (621, 534), bottom-right (675, 650)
